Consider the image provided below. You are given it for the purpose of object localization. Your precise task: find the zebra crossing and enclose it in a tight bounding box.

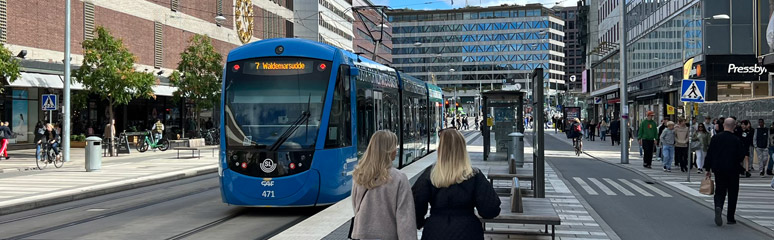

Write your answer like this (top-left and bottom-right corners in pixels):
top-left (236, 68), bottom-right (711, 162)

top-left (572, 177), bottom-right (673, 197)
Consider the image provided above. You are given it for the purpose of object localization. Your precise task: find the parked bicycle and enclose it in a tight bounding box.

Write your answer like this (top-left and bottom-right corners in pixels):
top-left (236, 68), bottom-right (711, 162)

top-left (36, 142), bottom-right (63, 169)
top-left (199, 128), bottom-right (220, 145)
top-left (136, 130), bottom-right (170, 152)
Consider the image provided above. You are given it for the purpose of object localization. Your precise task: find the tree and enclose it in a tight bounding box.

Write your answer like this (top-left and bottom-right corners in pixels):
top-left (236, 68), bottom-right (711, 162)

top-left (0, 43), bottom-right (21, 92)
top-left (169, 34), bottom-right (223, 132)
top-left (73, 26), bottom-right (155, 123)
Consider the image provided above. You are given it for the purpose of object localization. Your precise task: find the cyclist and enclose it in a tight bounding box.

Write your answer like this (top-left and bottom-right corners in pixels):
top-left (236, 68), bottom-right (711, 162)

top-left (151, 119), bottom-right (164, 144)
top-left (34, 121), bottom-right (45, 161)
top-left (568, 118), bottom-right (583, 152)
top-left (44, 123), bottom-right (61, 161)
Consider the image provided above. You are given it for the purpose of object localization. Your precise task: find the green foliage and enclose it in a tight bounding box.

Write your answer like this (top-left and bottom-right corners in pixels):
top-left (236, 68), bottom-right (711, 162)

top-left (70, 134), bottom-right (86, 142)
top-left (170, 34), bottom-right (223, 122)
top-left (0, 43), bottom-right (22, 92)
top-left (73, 26), bottom-right (155, 120)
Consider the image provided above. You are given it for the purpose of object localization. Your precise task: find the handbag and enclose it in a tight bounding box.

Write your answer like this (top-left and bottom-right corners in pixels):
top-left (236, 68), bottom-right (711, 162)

top-left (699, 174), bottom-right (714, 195)
top-left (690, 140), bottom-right (701, 152)
top-left (348, 188), bottom-right (368, 239)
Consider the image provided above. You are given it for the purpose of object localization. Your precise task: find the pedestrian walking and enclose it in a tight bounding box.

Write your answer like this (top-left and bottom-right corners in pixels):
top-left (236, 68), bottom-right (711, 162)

top-left (599, 119), bottom-right (608, 141)
top-left (692, 123), bottom-right (711, 174)
top-left (754, 119), bottom-right (770, 177)
top-left (638, 111), bottom-right (659, 168)
top-left (736, 120), bottom-right (754, 177)
top-left (610, 117), bottom-right (620, 146)
top-left (660, 121), bottom-right (676, 172)
top-left (351, 130), bottom-right (417, 240)
top-left (705, 117), bottom-right (716, 136)
top-left (582, 119), bottom-right (589, 140)
top-left (675, 118), bottom-right (690, 172)
top-left (0, 122), bottom-right (11, 160)
top-left (104, 119), bottom-right (116, 157)
top-left (589, 119), bottom-right (597, 141)
top-left (704, 118), bottom-right (746, 226)
top-left (413, 128), bottom-right (500, 240)
top-left (767, 122), bottom-right (774, 176)
top-left (657, 119), bottom-right (668, 161)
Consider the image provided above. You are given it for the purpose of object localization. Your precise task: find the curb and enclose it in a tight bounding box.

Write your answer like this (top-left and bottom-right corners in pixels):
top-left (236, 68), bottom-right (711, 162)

top-left (545, 133), bottom-right (774, 238)
top-left (0, 166), bottom-right (217, 216)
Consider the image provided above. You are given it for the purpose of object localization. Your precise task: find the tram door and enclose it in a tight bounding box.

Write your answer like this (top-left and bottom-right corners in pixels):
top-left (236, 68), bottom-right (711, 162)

top-left (374, 91), bottom-right (383, 131)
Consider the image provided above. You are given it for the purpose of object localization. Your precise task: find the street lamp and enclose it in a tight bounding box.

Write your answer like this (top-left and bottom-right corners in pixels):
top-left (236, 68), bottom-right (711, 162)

top-left (215, 15), bottom-right (226, 26)
top-left (413, 42), bottom-right (423, 47)
top-left (712, 14), bottom-right (730, 20)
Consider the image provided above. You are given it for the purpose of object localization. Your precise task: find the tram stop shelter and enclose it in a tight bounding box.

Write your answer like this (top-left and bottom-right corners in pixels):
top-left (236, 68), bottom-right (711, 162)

top-left (481, 90), bottom-right (525, 162)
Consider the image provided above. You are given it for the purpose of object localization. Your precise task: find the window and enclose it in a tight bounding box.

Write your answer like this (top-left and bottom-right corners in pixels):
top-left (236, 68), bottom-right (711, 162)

top-left (325, 65), bottom-right (352, 148)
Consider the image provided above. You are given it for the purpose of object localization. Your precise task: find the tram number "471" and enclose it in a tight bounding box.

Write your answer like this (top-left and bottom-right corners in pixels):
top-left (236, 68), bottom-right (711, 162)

top-left (262, 191), bottom-right (275, 198)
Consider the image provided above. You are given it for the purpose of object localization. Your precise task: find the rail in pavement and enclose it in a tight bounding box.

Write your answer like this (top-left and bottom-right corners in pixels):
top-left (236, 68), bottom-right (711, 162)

top-left (546, 131), bottom-right (774, 237)
top-left (0, 148), bottom-right (217, 215)
top-left (272, 131), bottom-right (619, 240)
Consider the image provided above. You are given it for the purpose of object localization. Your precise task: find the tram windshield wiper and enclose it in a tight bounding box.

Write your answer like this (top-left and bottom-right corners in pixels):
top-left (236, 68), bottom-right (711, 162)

top-left (269, 110), bottom-right (311, 151)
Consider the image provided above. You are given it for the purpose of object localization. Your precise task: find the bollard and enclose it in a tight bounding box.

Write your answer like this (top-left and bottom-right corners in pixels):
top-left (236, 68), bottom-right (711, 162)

top-left (85, 136), bottom-right (102, 172)
top-left (509, 132), bottom-right (525, 168)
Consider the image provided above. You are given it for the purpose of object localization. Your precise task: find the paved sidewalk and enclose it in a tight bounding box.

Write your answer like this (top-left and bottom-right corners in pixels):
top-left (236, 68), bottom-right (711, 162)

top-left (274, 130), bottom-right (618, 240)
top-left (546, 131), bottom-right (774, 236)
top-left (0, 147), bottom-right (217, 215)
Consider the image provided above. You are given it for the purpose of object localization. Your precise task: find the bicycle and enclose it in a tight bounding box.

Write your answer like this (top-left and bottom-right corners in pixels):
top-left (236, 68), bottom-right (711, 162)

top-left (136, 130), bottom-right (170, 152)
top-left (36, 142), bottom-right (63, 169)
top-left (200, 128), bottom-right (220, 145)
top-left (573, 137), bottom-right (582, 156)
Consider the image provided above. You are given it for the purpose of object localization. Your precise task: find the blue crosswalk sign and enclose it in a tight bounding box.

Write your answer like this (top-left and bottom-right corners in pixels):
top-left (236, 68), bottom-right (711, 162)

top-left (680, 79), bottom-right (706, 103)
top-left (42, 94), bottom-right (57, 111)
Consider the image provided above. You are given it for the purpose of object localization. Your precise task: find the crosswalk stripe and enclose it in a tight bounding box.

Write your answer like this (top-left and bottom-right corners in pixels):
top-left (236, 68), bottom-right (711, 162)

top-left (618, 179), bottom-right (653, 197)
top-left (573, 177), bottom-right (598, 195)
top-left (633, 179), bottom-right (672, 197)
top-left (587, 178), bottom-right (616, 195)
top-left (603, 178), bottom-right (635, 196)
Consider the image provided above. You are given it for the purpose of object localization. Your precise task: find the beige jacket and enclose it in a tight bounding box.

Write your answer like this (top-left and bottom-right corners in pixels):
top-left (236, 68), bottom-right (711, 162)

top-left (674, 126), bottom-right (689, 148)
top-left (351, 168), bottom-right (417, 240)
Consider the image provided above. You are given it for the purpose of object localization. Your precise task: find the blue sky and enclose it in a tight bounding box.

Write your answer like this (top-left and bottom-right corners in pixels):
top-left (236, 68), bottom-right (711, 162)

top-left (374, 0), bottom-right (576, 10)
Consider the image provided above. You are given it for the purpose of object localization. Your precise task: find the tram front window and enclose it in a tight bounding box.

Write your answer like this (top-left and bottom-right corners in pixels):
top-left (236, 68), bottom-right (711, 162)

top-left (224, 58), bottom-right (332, 150)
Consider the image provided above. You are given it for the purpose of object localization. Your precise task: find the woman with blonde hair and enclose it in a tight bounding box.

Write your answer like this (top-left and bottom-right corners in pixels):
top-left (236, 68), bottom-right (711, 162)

top-left (351, 130), bottom-right (417, 240)
top-left (412, 128), bottom-right (500, 240)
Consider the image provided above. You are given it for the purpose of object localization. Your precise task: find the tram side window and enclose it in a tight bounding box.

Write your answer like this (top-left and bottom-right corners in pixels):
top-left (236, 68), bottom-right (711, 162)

top-left (324, 65), bottom-right (352, 148)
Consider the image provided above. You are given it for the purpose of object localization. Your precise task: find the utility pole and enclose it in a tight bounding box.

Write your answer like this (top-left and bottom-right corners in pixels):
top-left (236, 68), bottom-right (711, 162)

top-left (619, 1), bottom-right (628, 164)
top-left (63, 0), bottom-right (72, 162)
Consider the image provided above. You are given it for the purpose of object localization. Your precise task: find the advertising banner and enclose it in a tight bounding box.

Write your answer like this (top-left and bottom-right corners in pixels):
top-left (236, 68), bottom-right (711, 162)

top-left (12, 90), bottom-right (28, 143)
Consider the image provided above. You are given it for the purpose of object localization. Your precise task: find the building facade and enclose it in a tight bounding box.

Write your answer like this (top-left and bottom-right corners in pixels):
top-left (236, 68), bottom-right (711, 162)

top-left (295, 0), bottom-right (354, 51)
top-left (0, 0), bottom-right (293, 143)
top-left (388, 4), bottom-right (565, 112)
top-left (556, 6), bottom-right (584, 93)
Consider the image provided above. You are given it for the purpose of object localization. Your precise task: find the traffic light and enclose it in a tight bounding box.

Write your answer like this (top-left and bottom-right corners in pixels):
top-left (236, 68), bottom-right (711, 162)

top-left (455, 102), bottom-right (459, 107)
top-left (445, 100), bottom-right (450, 109)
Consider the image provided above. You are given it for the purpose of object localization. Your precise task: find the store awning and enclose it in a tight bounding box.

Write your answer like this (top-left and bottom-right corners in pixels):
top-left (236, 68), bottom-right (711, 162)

top-left (11, 72), bottom-right (177, 96)
top-left (152, 85), bottom-right (177, 97)
top-left (10, 72), bottom-right (85, 90)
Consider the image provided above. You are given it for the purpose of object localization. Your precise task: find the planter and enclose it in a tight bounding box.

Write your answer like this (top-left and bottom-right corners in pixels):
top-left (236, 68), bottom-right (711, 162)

top-left (70, 141), bottom-right (87, 148)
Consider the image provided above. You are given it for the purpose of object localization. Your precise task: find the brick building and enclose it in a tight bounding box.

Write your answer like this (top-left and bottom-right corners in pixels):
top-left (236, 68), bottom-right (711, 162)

top-left (0, 0), bottom-right (294, 143)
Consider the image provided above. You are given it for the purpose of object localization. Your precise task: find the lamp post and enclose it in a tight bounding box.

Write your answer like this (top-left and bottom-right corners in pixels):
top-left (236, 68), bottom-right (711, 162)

top-left (450, 68), bottom-right (457, 119)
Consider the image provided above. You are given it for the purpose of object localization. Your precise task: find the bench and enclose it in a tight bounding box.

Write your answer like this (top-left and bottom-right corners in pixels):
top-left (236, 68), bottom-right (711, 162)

top-left (173, 138), bottom-right (217, 158)
top-left (488, 167), bottom-right (535, 190)
top-left (481, 177), bottom-right (561, 240)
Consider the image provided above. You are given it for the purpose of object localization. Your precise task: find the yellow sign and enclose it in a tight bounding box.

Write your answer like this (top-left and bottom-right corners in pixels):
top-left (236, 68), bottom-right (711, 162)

top-left (693, 103), bottom-right (699, 115)
top-left (235, 0), bottom-right (254, 44)
top-left (683, 58), bottom-right (694, 79)
top-left (487, 117), bottom-right (494, 126)
top-left (258, 62), bottom-right (307, 70)
top-left (667, 104), bottom-right (675, 115)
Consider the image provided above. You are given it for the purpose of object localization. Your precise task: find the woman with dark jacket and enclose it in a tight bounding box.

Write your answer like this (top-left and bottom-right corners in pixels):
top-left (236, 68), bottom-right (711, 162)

top-left (34, 121), bottom-right (46, 161)
top-left (412, 128), bottom-right (500, 240)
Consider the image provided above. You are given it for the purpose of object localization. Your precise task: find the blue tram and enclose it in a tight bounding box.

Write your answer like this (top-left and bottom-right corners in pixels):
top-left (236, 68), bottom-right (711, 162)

top-left (219, 38), bottom-right (444, 207)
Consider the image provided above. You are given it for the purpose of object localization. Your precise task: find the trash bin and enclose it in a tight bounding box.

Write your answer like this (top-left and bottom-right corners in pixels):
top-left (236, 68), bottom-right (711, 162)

top-left (508, 132), bottom-right (525, 169)
top-left (85, 136), bottom-right (102, 172)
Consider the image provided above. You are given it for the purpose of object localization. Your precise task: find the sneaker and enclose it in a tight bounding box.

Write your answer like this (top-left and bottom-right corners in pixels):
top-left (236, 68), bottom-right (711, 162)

top-left (761, 171), bottom-right (765, 177)
top-left (4, 156), bottom-right (8, 160)
top-left (767, 171), bottom-right (774, 176)
top-left (745, 171), bottom-right (752, 178)
top-left (715, 207), bottom-right (723, 226)
top-left (727, 219), bottom-right (737, 224)
top-left (698, 170), bottom-right (703, 174)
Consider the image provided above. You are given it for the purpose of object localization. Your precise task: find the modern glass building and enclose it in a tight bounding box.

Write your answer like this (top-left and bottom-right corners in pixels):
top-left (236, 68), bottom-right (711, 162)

top-left (387, 4), bottom-right (566, 108)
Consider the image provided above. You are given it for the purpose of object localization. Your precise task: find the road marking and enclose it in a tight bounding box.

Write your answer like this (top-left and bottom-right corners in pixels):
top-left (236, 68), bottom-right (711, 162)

top-left (603, 178), bottom-right (634, 196)
top-left (633, 179), bottom-right (672, 197)
top-left (587, 178), bottom-right (616, 195)
top-left (618, 179), bottom-right (653, 197)
top-left (573, 177), bottom-right (598, 195)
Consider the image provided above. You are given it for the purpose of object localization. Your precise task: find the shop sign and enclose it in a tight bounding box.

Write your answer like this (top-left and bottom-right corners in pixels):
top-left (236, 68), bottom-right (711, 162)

top-left (605, 91), bottom-right (619, 100)
top-left (667, 104), bottom-right (675, 115)
top-left (706, 55), bottom-right (768, 81)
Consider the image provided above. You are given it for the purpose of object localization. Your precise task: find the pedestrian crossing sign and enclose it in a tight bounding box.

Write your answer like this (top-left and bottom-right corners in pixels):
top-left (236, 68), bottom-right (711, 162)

top-left (41, 94), bottom-right (57, 111)
top-left (680, 79), bottom-right (706, 103)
